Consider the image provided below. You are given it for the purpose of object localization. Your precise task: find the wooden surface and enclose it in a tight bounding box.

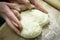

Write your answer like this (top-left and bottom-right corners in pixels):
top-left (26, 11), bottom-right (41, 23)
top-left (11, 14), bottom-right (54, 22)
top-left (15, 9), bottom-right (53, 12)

top-left (0, 1), bottom-right (60, 40)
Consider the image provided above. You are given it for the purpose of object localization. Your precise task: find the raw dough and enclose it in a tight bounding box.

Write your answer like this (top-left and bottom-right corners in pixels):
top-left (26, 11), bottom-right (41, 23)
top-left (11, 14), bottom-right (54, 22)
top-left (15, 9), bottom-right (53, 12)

top-left (20, 9), bottom-right (49, 38)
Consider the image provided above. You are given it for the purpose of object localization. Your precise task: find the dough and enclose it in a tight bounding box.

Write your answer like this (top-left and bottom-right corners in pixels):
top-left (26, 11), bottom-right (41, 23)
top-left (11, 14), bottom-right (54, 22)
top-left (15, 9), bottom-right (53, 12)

top-left (20, 9), bottom-right (49, 38)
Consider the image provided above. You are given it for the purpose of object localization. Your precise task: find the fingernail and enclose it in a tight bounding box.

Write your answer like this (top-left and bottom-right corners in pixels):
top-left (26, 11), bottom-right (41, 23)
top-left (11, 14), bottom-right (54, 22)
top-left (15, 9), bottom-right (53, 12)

top-left (44, 11), bottom-right (48, 14)
top-left (18, 14), bottom-right (21, 20)
top-left (41, 9), bottom-right (48, 14)
top-left (19, 23), bottom-right (23, 31)
top-left (17, 8), bottom-right (20, 11)
top-left (17, 31), bottom-right (21, 36)
top-left (12, 21), bottom-right (18, 27)
top-left (15, 7), bottom-right (20, 11)
top-left (14, 23), bottom-right (18, 27)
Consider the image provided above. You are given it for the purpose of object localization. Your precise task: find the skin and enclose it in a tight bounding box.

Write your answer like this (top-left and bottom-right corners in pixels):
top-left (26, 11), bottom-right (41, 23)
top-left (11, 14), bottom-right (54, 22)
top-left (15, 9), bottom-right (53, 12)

top-left (0, 0), bottom-right (48, 35)
top-left (16, 0), bottom-right (48, 13)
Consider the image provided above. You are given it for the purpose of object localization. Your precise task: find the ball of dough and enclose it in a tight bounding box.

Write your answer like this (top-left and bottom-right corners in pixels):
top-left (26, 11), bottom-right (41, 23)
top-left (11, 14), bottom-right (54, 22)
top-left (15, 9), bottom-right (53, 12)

top-left (20, 9), bottom-right (49, 38)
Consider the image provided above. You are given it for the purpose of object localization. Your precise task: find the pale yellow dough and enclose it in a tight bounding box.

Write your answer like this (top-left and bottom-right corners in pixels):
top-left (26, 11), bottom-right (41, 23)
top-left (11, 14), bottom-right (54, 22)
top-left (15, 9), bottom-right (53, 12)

top-left (20, 9), bottom-right (49, 38)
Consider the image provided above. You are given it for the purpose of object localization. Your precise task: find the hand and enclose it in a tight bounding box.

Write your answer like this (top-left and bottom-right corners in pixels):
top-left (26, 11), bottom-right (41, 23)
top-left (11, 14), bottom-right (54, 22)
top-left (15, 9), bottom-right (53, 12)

top-left (0, 2), bottom-right (23, 35)
top-left (16, 0), bottom-right (48, 13)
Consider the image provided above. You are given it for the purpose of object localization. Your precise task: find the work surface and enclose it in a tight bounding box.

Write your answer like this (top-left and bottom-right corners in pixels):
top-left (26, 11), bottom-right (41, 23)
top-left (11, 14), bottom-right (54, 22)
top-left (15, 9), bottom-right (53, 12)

top-left (0, 1), bottom-right (60, 40)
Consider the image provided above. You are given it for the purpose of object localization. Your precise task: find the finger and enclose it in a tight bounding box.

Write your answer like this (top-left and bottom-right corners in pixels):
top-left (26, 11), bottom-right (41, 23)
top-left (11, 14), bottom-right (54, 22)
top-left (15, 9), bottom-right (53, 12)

top-left (16, 0), bottom-right (32, 9)
top-left (11, 21), bottom-right (22, 31)
top-left (4, 5), bottom-right (23, 31)
top-left (18, 21), bottom-right (23, 31)
top-left (19, 4), bottom-right (34, 11)
top-left (12, 9), bottom-right (21, 20)
top-left (16, 0), bottom-right (29, 4)
top-left (29, 0), bottom-right (48, 13)
top-left (19, 5), bottom-right (28, 10)
top-left (12, 21), bottom-right (18, 27)
top-left (6, 3), bottom-right (20, 11)
top-left (4, 5), bottom-right (20, 26)
top-left (11, 18), bottom-right (22, 31)
top-left (1, 14), bottom-right (21, 35)
top-left (11, 10), bottom-right (22, 31)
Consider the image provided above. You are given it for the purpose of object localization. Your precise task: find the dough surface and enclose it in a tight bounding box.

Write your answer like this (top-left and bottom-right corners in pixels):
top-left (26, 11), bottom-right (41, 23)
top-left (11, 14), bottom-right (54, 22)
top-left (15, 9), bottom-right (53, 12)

top-left (20, 9), bottom-right (49, 38)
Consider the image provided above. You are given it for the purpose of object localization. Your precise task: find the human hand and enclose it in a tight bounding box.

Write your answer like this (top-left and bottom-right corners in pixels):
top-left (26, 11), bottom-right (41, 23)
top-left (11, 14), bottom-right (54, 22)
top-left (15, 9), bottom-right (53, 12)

top-left (0, 2), bottom-right (23, 35)
top-left (16, 0), bottom-right (48, 13)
